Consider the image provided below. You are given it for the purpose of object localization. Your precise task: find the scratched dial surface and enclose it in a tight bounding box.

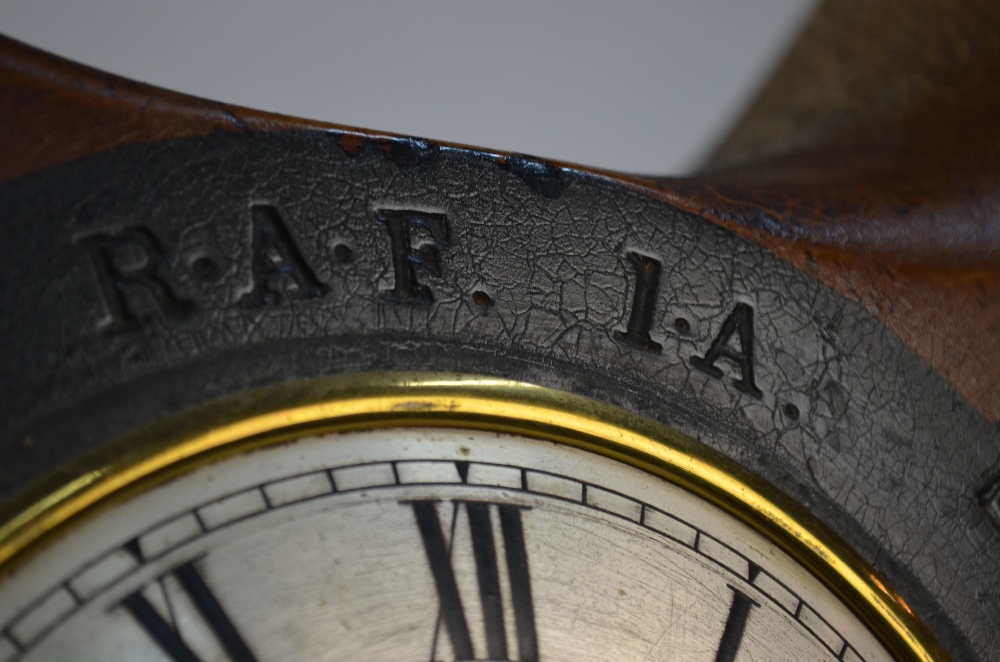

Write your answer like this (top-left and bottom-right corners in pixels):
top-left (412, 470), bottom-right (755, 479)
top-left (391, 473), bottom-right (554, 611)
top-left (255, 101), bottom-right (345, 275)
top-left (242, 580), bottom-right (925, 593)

top-left (0, 428), bottom-right (890, 662)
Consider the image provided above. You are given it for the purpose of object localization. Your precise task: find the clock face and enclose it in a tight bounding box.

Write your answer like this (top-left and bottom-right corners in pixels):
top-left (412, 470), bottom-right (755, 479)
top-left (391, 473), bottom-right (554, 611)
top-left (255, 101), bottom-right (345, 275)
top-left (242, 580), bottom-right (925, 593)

top-left (0, 427), bottom-right (892, 662)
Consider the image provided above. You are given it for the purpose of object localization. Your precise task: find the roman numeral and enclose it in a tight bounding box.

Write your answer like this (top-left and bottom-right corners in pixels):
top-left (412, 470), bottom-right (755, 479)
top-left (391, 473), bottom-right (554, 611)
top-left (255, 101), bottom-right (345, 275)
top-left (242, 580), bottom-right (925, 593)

top-left (409, 500), bottom-right (538, 662)
top-left (713, 586), bottom-right (759, 662)
top-left (122, 561), bottom-right (258, 662)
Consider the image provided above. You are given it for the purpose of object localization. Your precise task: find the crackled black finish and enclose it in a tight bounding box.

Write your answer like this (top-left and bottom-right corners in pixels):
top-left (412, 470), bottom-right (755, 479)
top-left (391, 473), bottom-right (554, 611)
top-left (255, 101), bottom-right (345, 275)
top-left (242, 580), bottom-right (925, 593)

top-left (0, 131), bottom-right (997, 660)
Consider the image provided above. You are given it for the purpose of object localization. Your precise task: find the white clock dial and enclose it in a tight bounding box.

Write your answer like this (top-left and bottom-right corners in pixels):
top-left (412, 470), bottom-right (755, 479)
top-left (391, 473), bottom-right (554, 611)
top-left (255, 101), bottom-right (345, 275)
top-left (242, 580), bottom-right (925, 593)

top-left (0, 428), bottom-right (891, 662)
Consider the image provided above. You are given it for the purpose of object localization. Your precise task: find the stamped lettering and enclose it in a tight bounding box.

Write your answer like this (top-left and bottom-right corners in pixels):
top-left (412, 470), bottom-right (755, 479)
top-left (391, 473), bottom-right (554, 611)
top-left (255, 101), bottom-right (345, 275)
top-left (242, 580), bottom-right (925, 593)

top-left (74, 205), bottom-right (774, 402)
top-left (691, 303), bottom-right (763, 398)
top-left (978, 475), bottom-right (1000, 531)
top-left (239, 205), bottom-right (329, 308)
top-left (378, 209), bottom-right (451, 305)
top-left (614, 251), bottom-right (663, 353)
top-left (78, 227), bottom-right (193, 334)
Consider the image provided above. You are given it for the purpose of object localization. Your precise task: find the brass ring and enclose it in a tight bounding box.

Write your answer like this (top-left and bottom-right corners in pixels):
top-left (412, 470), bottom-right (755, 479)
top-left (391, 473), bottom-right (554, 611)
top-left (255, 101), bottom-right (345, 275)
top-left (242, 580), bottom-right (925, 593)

top-left (0, 372), bottom-right (947, 662)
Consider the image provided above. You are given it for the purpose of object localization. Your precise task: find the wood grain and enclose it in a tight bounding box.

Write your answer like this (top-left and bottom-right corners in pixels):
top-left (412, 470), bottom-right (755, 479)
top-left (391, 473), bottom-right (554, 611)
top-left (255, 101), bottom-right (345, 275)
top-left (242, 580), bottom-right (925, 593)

top-left (2, 4), bottom-right (999, 424)
top-left (0, 34), bottom-right (341, 184)
top-left (654, 0), bottom-right (1000, 422)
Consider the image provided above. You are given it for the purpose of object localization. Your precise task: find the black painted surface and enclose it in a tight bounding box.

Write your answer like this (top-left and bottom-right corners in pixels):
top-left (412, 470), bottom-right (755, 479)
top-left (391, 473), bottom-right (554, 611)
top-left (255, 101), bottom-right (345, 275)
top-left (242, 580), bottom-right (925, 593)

top-left (0, 130), bottom-right (997, 660)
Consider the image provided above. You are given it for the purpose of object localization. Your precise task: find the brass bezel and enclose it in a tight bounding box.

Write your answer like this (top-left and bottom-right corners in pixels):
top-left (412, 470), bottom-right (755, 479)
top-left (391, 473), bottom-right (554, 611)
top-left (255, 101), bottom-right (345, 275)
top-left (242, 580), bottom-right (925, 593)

top-left (0, 372), bottom-right (947, 662)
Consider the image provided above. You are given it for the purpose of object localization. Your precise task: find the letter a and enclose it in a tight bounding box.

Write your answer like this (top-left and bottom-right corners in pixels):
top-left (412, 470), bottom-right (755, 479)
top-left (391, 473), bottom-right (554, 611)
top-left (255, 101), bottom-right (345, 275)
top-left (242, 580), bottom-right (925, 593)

top-left (690, 303), bottom-right (763, 398)
top-left (239, 205), bottom-right (329, 308)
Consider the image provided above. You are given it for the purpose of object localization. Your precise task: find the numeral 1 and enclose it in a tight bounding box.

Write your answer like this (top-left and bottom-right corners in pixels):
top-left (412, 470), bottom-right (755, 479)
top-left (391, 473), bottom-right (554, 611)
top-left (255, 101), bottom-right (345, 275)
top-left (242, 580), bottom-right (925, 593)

top-left (713, 586), bottom-right (759, 662)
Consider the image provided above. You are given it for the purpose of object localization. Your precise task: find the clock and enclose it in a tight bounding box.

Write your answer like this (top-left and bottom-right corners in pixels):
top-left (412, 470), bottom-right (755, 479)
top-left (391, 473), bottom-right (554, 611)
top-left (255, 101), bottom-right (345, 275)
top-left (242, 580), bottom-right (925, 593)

top-left (0, 377), bottom-right (937, 662)
top-left (1, 2), bottom-right (999, 661)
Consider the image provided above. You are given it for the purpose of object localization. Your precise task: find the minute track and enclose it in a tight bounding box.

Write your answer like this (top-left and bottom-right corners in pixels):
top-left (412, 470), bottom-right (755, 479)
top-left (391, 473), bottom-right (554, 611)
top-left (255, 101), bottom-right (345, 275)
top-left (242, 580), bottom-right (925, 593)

top-left (1, 446), bottom-right (875, 661)
top-left (0, 126), bottom-right (992, 660)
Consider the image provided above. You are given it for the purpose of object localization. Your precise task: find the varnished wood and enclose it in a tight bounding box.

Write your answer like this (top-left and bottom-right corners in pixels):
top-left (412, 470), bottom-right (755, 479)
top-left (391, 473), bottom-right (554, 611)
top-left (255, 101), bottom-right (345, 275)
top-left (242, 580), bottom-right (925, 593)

top-left (0, 35), bottom-right (339, 184)
top-left (650, 0), bottom-right (1000, 422)
top-left (2, 0), bottom-right (998, 422)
